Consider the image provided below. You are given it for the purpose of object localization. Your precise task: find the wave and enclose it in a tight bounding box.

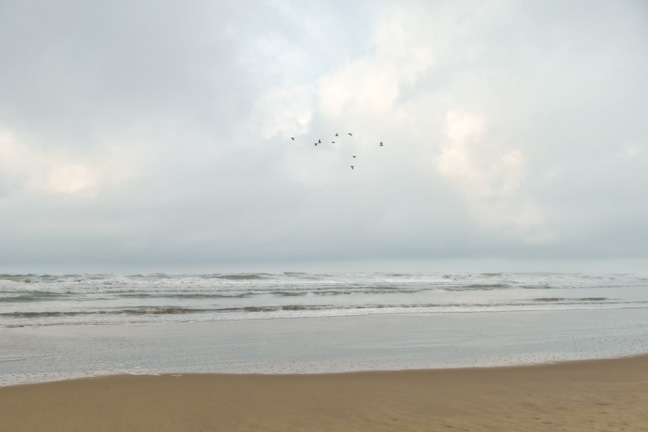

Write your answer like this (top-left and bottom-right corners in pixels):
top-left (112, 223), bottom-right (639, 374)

top-left (1, 307), bottom-right (211, 319)
top-left (0, 291), bottom-right (69, 303)
top-left (116, 292), bottom-right (254, 299)
top-left (2, 272), bottom-right (646, 328)
top-left (209, 273), bottom-right (271, 280)
top-left (532, 297), bottom-right (609, 302)
top-left (5, 298), bottom-right (643, 319)
top-left (4, 300), bottom-right (648, 329)
top-left (447, 283), bottom-right (512, 291)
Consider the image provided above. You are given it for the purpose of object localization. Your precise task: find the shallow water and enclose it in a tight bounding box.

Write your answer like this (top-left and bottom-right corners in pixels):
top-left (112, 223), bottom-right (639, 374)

top-left (2, 308), bottom-right (648, 387)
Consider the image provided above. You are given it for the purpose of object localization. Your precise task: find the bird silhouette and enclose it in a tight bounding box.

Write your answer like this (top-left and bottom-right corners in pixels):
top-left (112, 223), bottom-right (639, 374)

top-left (290, 137), bottom-right (294, 141)
top-left (379, 141), bottom-right (384, 146)
top-left (350, 165), bottom-right (354, 170)
top-left (352, 155), bottom-right (356, 158)
top-left (318, 139), bottom-right (321, 143)
top-left (335, 133), bottom-right (339, 137)
top-left (332, 141), bottom-right (336, 143)
top-left (314, 142), bottom-right (318, 146)
top-left (348, 133), bottom-right (353, 137)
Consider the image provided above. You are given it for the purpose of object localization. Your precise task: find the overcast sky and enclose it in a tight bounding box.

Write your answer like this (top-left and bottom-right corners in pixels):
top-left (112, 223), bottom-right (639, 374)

top-left (1, 0), bottom-right (647, 273)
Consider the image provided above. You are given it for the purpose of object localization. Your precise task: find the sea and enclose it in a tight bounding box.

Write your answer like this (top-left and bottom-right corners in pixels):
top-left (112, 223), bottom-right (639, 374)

top-left (3, 272), bottom-right (648, 328)
top-left (1, 272), bottom-right (647, 386)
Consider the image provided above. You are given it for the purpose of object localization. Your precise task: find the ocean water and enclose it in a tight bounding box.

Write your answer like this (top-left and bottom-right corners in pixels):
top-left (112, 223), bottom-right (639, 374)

top-left (1, 272), bottom-right (647, 328)
top-left (1, 272), bottom-right (647, 386)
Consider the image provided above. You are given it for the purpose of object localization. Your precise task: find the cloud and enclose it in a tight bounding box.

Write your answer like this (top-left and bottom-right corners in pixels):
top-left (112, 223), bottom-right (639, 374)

top-left (434, 110), bottom-right (549, 241)
top-left (252, 83), bottom-right (314, 140)
top-left (0, 0), bottom-right (647, 271)
top-left (0, 127), bottom-right (139, 197)
top-left (316, 3), bottom-right (438, 122)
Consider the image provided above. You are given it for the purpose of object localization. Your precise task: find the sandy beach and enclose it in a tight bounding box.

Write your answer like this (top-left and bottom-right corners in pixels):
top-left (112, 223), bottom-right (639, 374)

top-left (2, 355), bottom-right (648, 432)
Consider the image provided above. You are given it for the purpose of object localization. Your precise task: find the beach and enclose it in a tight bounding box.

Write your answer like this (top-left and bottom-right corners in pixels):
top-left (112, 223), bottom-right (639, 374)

top-left (2, 355), bottom-right (648, 431)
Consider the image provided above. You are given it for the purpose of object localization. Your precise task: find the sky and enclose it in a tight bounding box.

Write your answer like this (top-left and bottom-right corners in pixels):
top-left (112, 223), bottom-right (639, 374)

top-left (1, 0), bottom-right (647, 274)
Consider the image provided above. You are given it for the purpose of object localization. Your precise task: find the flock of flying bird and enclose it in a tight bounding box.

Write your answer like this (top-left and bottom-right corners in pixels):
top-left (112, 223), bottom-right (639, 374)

top-left (290, 132), bottom-right (384, 170)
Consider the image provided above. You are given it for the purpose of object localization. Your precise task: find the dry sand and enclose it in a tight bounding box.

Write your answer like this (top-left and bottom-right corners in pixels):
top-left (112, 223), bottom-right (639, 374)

top-left (2, 355), bottom-right (648, 432)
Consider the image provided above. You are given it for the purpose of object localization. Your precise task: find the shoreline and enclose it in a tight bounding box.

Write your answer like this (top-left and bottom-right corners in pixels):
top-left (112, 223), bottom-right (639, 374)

top-left (2, 355), bottom-right (648, 431)
top-left (4, 350), bottom-right (648, 388)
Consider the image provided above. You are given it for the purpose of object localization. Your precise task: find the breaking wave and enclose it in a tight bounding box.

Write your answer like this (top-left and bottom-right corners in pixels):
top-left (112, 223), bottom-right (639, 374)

top-left (1, 272), bottom-right (646, 328)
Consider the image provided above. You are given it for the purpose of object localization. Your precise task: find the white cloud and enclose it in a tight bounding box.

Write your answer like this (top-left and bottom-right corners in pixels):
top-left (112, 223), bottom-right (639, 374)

top-left (434, 110), bottom-right (549, 241)
top-left (0, 128), bottom-right (138, 197)
top-left (252, 82), bottom-right (313, 140)
top-left (316, 7), bottom-right (436, 121)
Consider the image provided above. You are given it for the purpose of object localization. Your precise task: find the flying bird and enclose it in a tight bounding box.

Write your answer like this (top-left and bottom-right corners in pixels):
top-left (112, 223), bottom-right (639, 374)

top-left (352, 155), bottom-right (356, 158)
top-left (335, 133), bottom-right (339, 137)
top-left (318, 139), bottom-right (321, 143)
top-left (379, 141), bottom-right (384, 146)
top-left (314, 142), bottom-right (318, 146)
top-left (348, 133), bottom-right (353, 137)
top-left (350, 165), bottom-right (355, 170)
top-left (290, 137), bottom-right (294, 141)
top-left (332, 141), bottom-right (336, 143)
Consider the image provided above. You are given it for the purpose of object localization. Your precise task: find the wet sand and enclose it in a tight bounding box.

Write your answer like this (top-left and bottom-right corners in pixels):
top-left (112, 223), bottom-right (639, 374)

top-left (1, 355), bottom-right (648, 432)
